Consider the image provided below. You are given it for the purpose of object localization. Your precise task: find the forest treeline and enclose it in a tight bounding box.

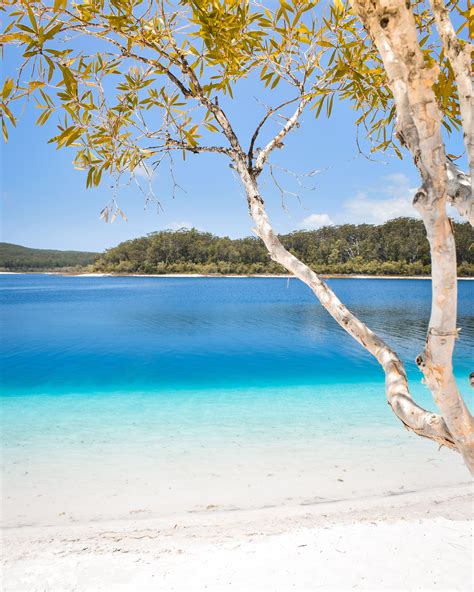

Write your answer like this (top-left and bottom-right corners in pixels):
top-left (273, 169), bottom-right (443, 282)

top-left (0, 243), bottom-right (98, 271)
top-left (93, 218), bottom-right (473, 276)
top-left (2, 218), bottom-right (472, 275)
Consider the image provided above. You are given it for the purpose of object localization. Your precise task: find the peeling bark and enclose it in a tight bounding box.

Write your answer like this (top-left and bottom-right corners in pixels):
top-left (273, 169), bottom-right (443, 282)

top-left (446, 160), bottom-right (473, 225)
top-left (430, 0), bottom-right (473, 191)
top-left (350, 0), bottom-right (474, 472)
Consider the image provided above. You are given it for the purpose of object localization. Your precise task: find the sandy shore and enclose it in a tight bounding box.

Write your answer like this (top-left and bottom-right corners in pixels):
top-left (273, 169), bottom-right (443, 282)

top-left (2, 270), bottom-right (473, 279)
top-left (2, 483), bottom-right (472, 591)
top-left (62, 272), bottom-right (474, 279)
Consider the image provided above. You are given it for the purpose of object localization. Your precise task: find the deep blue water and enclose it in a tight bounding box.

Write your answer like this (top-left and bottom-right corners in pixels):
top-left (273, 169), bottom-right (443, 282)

top-left (0, 275), bottom-right (472, 397)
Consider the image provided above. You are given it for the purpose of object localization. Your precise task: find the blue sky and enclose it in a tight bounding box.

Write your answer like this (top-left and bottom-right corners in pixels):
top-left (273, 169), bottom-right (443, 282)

top-left (1, 34), bottom-right (466, 252)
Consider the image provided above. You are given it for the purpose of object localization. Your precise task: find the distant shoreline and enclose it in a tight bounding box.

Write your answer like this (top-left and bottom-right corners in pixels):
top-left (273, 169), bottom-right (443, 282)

top-left (1, 271), bottom-right (473, 280)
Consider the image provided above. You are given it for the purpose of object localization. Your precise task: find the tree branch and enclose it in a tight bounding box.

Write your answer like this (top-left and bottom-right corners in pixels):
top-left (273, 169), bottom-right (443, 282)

top-left (446, 160), bottom-right (473, 225)
top-left (248, 95), bottom-right (309, 170)
top-left (159, 27), bottom-right (244, 155)
top-left (148, 139), bottom-right (232, 155)
top-left (430, 0), bottom-right (473, 189)
top-left (63, 21), bottom-right (195, 100)
top-left (253, 96), bottom-right (310, 176)
top-left (232, 154), bottom-right (456, 450)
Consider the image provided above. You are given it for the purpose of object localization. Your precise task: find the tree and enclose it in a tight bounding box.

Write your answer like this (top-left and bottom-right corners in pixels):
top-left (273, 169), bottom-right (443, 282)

top-left (348, 0), bottom-right (474, 470)
top-left (2, 1), bottom-right (473, 470)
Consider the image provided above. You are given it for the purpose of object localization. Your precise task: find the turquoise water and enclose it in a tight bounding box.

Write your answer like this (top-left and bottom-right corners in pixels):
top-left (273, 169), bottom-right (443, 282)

top-left (1, 275), bottom-right (472, 393)
top-left (1, 276), bottom-right (472, 525)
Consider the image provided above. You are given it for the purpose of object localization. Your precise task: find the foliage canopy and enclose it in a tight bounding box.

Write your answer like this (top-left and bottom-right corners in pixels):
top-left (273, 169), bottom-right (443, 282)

top-left (91, 218), bottom-right (474, 276)
top-left (1, 1), bottom-right (468, 210)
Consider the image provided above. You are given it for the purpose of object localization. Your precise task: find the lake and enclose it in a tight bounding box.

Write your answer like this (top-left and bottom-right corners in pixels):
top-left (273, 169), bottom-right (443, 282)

top-left (1, 275), bottom-right (472, 527)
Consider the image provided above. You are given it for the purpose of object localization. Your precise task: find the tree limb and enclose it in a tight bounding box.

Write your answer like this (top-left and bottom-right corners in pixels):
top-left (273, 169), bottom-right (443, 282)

top-left (446, 160), bottom-right (473, 225)
top-left (232, 154), bottom-right (456, 450)
top-left (148, 139), bottom-right (232, 155)
top-left (247, 96), bottom-right (305, 170)
top-left (430, 0), bottom-right (473, 189)
top-left (253, 96), bottom-right (310, 176)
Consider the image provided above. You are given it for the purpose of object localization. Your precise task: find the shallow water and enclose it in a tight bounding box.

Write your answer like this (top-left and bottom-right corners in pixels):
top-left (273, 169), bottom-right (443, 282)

top-left (1, 276), bottom-right (472, 526)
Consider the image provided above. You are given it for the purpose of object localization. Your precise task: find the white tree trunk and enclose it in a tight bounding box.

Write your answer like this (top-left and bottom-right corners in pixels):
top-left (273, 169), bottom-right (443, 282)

top-left (350, 0), bottom-right (474, 472)
top-left (430, 0), bottom-right (473, 191)
top-left (232, 154), bottom-right (456, 451)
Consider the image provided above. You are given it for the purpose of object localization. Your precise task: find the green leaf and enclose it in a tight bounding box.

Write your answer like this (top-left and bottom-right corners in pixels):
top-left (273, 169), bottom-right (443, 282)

top-left (2, 78), bottom-right (14, 100)
top-left (1, 116), bottom-right (8, 142)
top-left (36, 109), bottom-right (53, 126)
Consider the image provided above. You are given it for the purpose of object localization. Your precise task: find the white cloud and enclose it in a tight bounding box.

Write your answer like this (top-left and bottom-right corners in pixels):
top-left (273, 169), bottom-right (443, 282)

top-left (344, 190), bottom-right (415, 224)
top-left (134, 163), bottom-right (154, 180)
top-left (342, 173), bottom-right (419, 224)
top-left (298, 213), bottom-right (334, 230)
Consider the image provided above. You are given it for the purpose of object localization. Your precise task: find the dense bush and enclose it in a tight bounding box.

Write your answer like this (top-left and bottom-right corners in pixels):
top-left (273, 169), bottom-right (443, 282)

top-left (3, 218), bottom-right (471, 276)
top-left (93, 218), bottom-right (473, 276)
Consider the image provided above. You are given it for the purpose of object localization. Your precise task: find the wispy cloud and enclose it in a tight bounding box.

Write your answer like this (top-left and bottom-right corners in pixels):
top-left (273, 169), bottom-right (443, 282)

top-left (298, 213), bottom-right (334, 230)
top-left (342, 173), bottom-right (418, 224)
top-left (134, 163), bottom-right (154, 180)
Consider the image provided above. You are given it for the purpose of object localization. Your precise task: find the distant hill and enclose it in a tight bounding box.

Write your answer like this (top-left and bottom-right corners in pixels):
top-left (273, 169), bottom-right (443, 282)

top-left (2, 218), bottom-right (473, 275)
top-left (0, 243), bottom-right (99, 271)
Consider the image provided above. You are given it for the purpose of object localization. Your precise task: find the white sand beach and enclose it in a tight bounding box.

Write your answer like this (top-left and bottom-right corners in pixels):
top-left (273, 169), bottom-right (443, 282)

top-left (2, 392), bottom-right (473, 591)
top-left (2, 483), bottom-right (472, 591)
top-left (66, 272), bottom-right (473, 280)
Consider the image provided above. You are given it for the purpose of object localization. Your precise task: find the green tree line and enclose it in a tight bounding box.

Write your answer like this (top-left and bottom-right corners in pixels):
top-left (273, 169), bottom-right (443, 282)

top-left (0, 243), bottom-right (98, 271)
top-left (93, 218), bottom-right (473, 276)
